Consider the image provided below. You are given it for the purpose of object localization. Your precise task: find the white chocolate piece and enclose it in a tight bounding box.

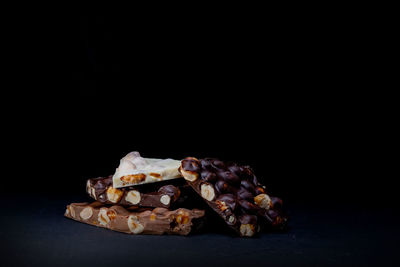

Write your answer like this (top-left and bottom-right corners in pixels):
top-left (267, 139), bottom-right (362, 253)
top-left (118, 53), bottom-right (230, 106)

top-left (112, 151), bottom-right (182, 188)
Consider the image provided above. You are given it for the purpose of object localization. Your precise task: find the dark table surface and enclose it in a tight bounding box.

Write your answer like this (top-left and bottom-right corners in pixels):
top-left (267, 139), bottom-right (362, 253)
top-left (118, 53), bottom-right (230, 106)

top-left (1, 193), bottom-right (399, 267)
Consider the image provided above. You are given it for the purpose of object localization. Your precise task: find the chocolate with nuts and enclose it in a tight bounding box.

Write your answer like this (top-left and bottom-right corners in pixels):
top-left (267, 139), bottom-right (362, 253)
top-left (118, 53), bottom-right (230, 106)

top-left (64, 202), bottom-right (205, 235)
top-left (179, 157), bottom-right (287, 237)
top-left (112, 151), bottom-right (182, 188)
top-left (87, 176), bottom-right (181, 208)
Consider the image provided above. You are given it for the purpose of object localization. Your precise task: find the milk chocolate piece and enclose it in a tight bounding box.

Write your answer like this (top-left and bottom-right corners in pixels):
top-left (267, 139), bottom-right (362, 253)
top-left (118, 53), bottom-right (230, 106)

top-left (179, 157), bottom-right (287, 237)
top-left (64, 202), bottom-right (205, 235)
top-left (87, 176), bottom-right (181, 208)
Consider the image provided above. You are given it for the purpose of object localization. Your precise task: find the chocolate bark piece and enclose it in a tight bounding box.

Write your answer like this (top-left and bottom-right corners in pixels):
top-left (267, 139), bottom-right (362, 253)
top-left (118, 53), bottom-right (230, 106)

top-left (86, 176), bottom-right (181, 208)
top-left (112, 151), bottom-right (182, 188)
top-left (179, 157), bottom-right (288, 237)
top-left (64, 202), bottom-right (205, 236)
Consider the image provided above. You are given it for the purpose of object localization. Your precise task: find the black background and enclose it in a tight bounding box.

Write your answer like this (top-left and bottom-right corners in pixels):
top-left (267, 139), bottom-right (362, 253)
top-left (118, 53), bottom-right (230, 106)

top-left (2, 12), bottom-right (398, 266)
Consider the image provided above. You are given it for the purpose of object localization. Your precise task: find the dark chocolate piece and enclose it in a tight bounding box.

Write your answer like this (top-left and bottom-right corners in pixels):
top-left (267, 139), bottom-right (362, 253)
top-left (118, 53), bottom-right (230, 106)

top-left (86, 176), bottom-right (181, 208)
top-left (179, 157), bottom-right (287, 237)
top-left (64, 202), bottom-right (205, 236)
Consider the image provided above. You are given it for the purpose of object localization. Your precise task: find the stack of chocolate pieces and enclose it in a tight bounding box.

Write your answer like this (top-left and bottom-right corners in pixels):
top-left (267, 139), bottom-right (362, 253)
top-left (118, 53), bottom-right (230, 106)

top-left (65, 152), bottom-right (287, 237)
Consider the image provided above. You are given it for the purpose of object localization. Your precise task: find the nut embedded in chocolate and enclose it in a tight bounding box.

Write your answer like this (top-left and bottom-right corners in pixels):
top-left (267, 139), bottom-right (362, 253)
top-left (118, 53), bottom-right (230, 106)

top-left (158, 185), bottom-right (181, 202)
top-left (238, 199), bottom-right (259, 213)
top-left (215, 180), bottom-right (235, 194)
top-left (179, 159), bottom-right (200, 182)
top-left (200, 183), bottom-right (216, 201)
top-left (125, 190), bottom-right (141, 205)
top-left (238, 214), bottom-right (258, 237)
top-left (254, 194), bottom-right (271, 209)
top-left (216, 194), bottom-right (237, 211)
top-left (128, 215), bottom-right (145, 234)
top-left (211, 159), bottom-right (225, 170)
top-left (217, 171), bottom-right (241, 186)
top-left (106, 187), bottom-right (123, 203)
top-left (182, 158), bottom-right (201, 172)
top-left (98, 208), bottom-right (111, 226)
top-left (236, 187), bottom-right (254, 201)
top-left (240, 180), bottom-right (256, 194)
top-left (160, 195), bottom-right (171, 205)
top-left (79, 207), bottom-right (93, 220)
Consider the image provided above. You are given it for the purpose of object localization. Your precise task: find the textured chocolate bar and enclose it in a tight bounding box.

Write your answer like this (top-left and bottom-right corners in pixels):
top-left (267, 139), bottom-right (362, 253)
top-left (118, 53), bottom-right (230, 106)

top-left (64, 202), bottom-right (205, 235)
top-left (86, 176), bottom-right (181, 208)
top-left (179, 157), bottom-right (287, 237)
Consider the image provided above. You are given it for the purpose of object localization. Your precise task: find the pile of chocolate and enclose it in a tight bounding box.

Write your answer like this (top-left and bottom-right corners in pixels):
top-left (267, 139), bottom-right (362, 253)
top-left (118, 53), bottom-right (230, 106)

top-left (65, 152), bottom-right (287, 237)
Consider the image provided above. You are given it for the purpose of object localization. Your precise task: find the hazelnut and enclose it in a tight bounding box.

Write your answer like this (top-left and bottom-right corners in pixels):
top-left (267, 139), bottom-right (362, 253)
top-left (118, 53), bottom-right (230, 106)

top-left (238, 199), bottom-right (259, 212)
top-left (107, 210), bottom-right (116, 221)
top-left (175, 210), bottom-right (190, 225)
top-left (216, 194), bottom-right (237, 211)
top-left (200, 183), bottom-right (216, 201)
top-left (160, 194), bottom-right (171, 206)
top-left (255, 186), bottom-right (265, 195)
top-left (215, 180), bottom-right (234, 194)
top-left (240, 180), bottom-right (256, 194)
top-left (240, 224), bottom-right (255, 237)
top-left (227, 215), bottom-right (236, 225)
top-left (236, 188), bottom-right (254, 201)
top-left (98, 208), bottom-right (110, 226)
top-left (254, 194), bottom-right (271, 209)
top-left (211, 159), bottom-right (225, 169)
top-left (106, 187), bottom-right (123, 203)
top-left (179, 166), bottom-right (199, 182)
top-left (218, 171), bottom-right (240, 185)
top-left (158, 185), bottom-right (180, 201)
top-left (216, 200), bottom-right (228, 211)
top-left (270, 196), bottom-right (284, 210)
top-left (201, 171), bottom-right (218, 183)
top-left (79, 207), bottom-right (93, 220)
top-left (183, 157), bottom-right (200, 163)
top-left (149, 172), bottom-right (161, 178)
top-left (128, 215), bottom-right (144, 234)
top-left (120, 173), bottom-right (146, 184)
top-left (125, 190), bottom-right (141, 205)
